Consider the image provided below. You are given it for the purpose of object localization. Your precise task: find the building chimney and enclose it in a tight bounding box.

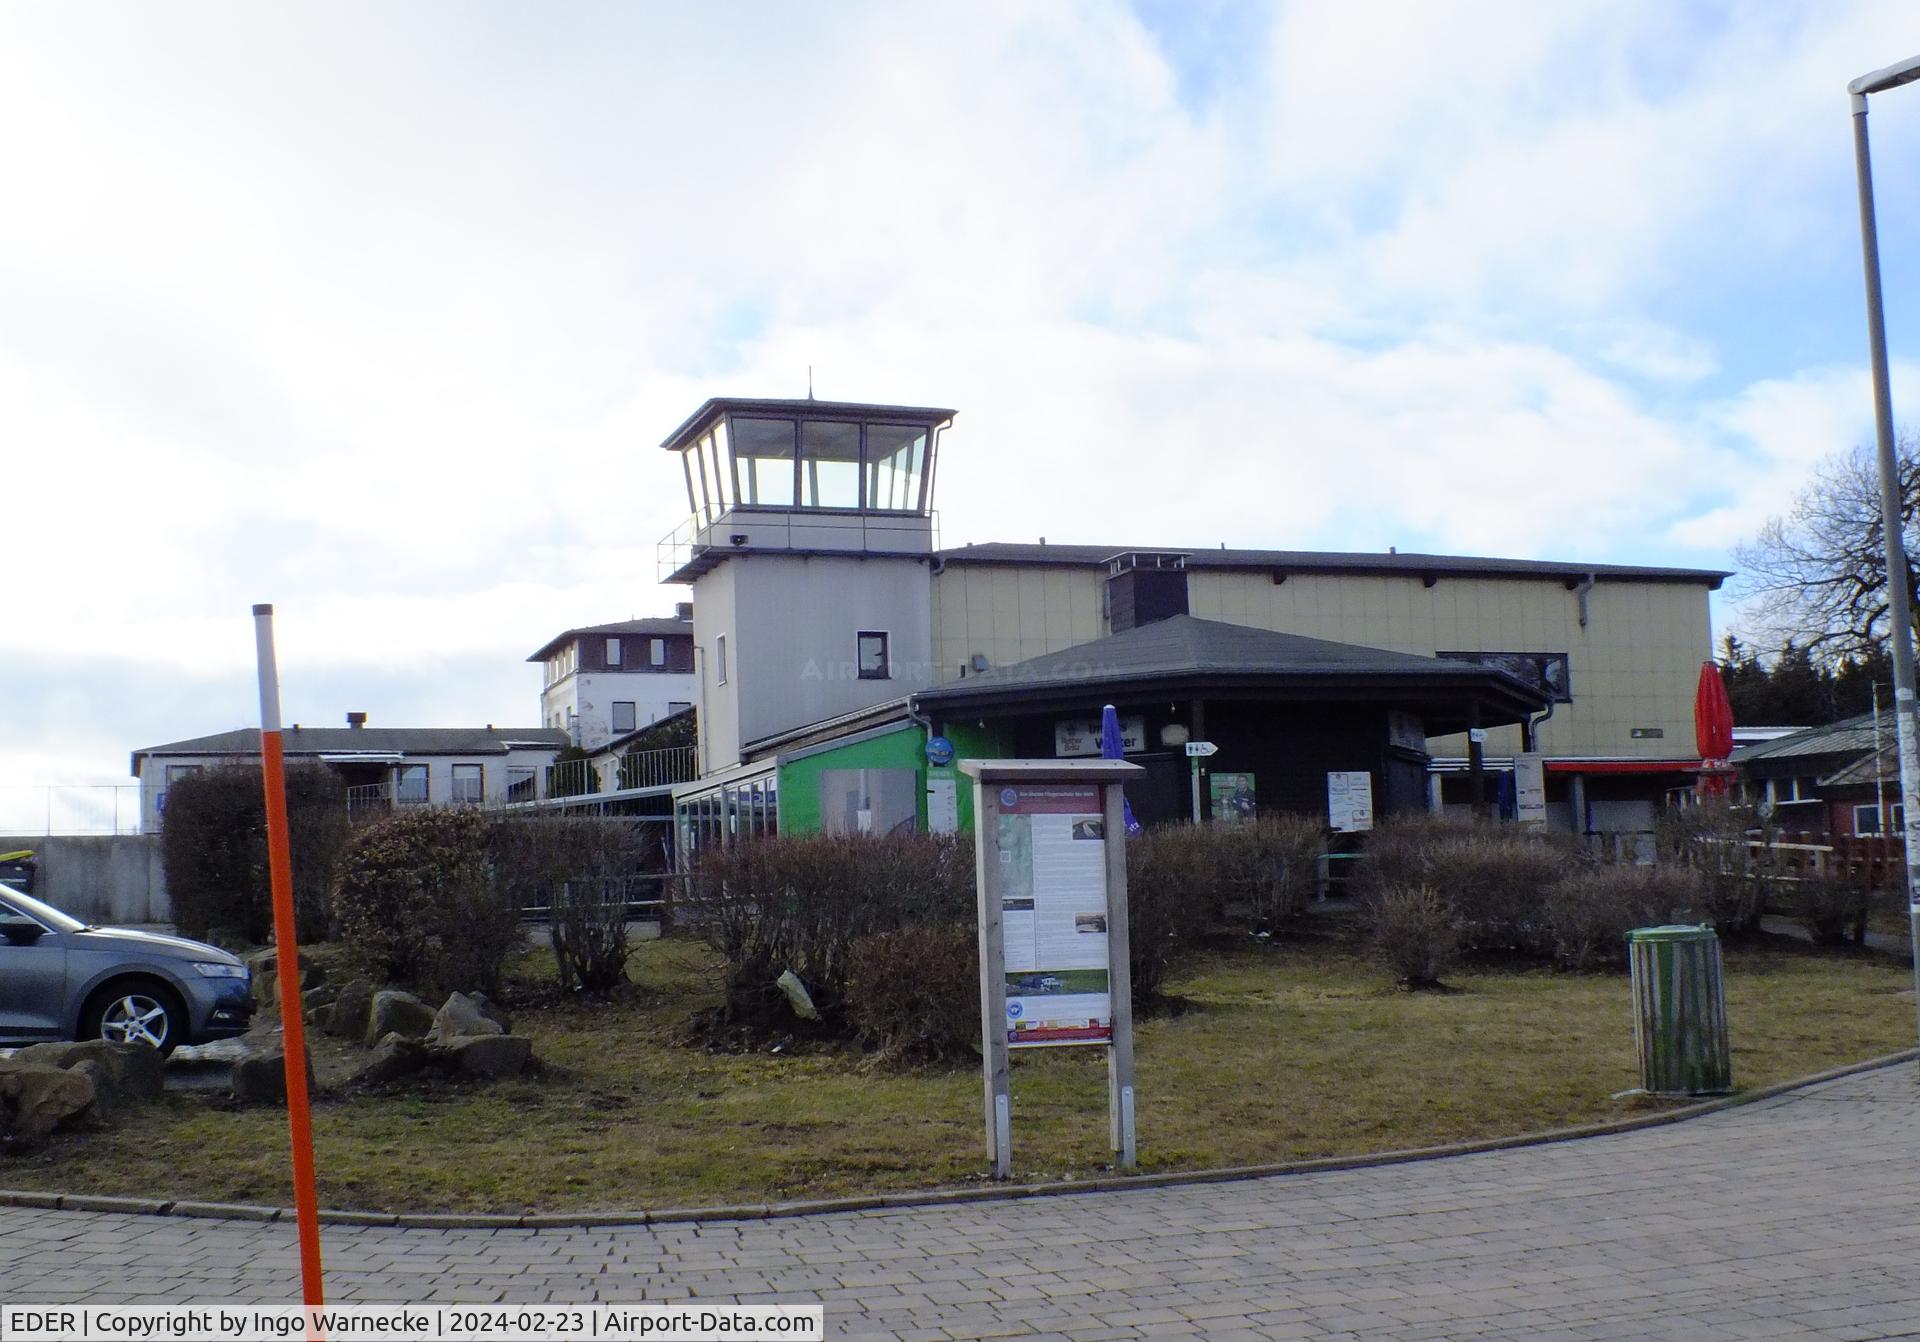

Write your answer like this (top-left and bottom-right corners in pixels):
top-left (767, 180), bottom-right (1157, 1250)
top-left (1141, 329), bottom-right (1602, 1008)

top-left (346, 712), bottom-right (368, 729)
top-left (675, 602), bottom-right (693, 621)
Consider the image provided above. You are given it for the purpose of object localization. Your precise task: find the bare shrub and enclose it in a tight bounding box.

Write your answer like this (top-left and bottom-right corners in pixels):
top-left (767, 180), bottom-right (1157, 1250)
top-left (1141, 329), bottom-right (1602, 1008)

top-left (1544, 865), bottom-right (1705, 970)
top-left (1355, 816), bottom-right (1572, 954)
top-left (1785, 873), bottom-right (1870, 946)
top-left (490, 816), bottom-right (657, 993)
top-left (1364, 884), bottom-right (1460, 987)
top-left (844, 925), bottom-right (980, 1066)
top-left (1218, 813), bottom-right (1325, 932)
top-left (1125, 824), bottom-right (1224, 1003)
top-left (684, 833), bottom-right (974, 1026)
top-left (1653, 802), bottom-right (1767, 933)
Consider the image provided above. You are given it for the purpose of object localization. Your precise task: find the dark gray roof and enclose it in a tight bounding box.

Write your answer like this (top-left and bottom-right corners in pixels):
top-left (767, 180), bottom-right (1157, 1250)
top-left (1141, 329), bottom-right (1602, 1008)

top-left (132, 726), bottom-right (569, 775)
top-left (527, 617), bottom-right (692, 663)
top-left (1732, 713), bottom-right (1889, 765)
top-left (936, 542), bottom-right (1727, 588)
top-left (660, 397), bottom-right (957, 452)
top-left (913, 615), bottom-right (1548, 729)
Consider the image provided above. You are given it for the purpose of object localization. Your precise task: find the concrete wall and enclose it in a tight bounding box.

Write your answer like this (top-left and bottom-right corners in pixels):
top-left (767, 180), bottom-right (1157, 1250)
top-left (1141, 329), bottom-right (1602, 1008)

top-left (0, 835), bottom-right (168, 925)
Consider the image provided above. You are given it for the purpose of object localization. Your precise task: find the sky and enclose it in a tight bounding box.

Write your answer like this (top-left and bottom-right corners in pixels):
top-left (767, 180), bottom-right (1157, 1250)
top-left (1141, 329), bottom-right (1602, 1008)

top-left (5, 0), bottom-right (1920, 814)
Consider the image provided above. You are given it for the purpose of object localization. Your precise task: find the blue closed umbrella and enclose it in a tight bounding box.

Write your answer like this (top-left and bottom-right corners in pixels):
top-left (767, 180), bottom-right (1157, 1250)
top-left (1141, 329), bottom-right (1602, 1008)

top-left (1100, 703), bottom-right (1143, 834)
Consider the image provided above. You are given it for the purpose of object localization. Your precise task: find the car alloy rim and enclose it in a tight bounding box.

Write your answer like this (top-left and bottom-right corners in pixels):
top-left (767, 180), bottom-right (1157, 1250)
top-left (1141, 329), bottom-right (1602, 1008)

top-left (101, 995), bottom-right (169, 1048)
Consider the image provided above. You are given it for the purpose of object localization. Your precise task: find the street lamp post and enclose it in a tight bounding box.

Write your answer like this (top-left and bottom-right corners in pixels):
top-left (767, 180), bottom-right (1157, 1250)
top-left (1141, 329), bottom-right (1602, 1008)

top-left (1849, 53), bottom-right (1920, 1047)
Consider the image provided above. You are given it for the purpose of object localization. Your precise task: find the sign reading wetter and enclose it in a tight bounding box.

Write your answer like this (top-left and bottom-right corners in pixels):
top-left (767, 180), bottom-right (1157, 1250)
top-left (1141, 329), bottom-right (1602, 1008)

top-left (963, 758), bottom-right (1142, 1180)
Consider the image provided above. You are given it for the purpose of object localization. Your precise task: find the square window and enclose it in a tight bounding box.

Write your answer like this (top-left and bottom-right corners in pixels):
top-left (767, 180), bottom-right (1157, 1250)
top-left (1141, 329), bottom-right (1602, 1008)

top-left (451, 764), bottom-right (483, 804)
top-left (857, 630), bottom-right (890, 680)
top-left (612, 701), bottom-right (637, 733)
top-left (669, 700), bottom-right (692, 715)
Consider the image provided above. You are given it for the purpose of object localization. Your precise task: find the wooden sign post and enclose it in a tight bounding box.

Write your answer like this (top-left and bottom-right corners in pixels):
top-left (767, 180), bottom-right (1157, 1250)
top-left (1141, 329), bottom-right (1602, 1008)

top-left (962, 758), bottom-right (1142, 1179)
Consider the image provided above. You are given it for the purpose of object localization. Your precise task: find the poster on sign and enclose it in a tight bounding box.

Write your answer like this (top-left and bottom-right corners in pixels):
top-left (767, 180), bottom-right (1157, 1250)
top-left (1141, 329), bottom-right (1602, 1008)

top-left (1327, 771), bottom-right (1374, 832)
top-left (995, 783), bottom-right (1113, 1046)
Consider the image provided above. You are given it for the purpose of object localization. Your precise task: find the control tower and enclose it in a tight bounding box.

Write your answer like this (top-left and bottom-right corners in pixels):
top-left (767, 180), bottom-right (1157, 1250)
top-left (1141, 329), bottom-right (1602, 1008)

top-left (656, 397), bottom-right (955, 771)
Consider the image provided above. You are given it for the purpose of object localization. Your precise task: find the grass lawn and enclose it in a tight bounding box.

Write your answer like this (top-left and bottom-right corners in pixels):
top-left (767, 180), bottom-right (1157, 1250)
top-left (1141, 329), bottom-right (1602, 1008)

top-left (3, 929), bottom-right (1913, 1213)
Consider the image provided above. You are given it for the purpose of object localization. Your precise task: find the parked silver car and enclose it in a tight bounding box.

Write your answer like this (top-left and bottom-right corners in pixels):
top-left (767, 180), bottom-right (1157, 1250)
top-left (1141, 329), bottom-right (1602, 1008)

top-left (0, 881), bottom-right (253, 1053)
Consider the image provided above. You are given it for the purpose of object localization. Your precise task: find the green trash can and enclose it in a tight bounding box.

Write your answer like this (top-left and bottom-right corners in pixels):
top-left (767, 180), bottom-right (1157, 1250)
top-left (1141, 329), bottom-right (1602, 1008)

top-left (1628, 924), bottom-right (1731, 1096)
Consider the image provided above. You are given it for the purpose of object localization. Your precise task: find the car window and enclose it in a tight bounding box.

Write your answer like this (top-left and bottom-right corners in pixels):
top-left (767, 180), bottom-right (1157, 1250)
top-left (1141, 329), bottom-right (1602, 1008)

top-left (0, 882), bottom-right (87, 934)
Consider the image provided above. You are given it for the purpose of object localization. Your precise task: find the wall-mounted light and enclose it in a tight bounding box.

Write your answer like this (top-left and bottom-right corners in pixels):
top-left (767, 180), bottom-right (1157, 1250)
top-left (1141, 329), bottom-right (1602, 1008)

top-left (1160, 722), bottom-right (1191, 747)
top-left (729, 534), bottom-right (749, 546)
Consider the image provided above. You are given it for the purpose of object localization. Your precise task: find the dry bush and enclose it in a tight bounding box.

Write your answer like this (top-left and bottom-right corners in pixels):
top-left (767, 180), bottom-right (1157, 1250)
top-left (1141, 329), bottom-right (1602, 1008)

top-left (1543, 865), bottom-right (1705, 970)
top-left (1125, 824), bottom-right (1225, 1003)
top-left (1364, 883), bottom-right (1460, 987)
top-left (490, 816), bottom-right (658, 993)
top-left (684, 832), bottom-right (974, 1026)
top-left (1355, 816), bottom-right (1572, 954)
top-left (844, 925), bottom-right (980, 1066)
top-left (1653, 802), bottom-right (1767, 933)
top-left (1784, 873), bottom-right (1870, 946)
top-left (1217, 813), bottom-right (1326, 932)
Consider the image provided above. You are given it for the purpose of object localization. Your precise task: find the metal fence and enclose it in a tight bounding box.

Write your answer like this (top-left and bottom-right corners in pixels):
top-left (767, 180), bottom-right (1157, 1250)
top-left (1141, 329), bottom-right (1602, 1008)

top-left (0, 786), bottom-right (147, 836)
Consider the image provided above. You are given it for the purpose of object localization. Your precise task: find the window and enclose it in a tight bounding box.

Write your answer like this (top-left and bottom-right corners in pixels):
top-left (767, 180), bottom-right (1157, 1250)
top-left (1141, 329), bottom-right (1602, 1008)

top-left (800, 421), bottom-right (863, 508)
top-left (731, 417), bottom-right (797, 507)
top-left (866, 425), bottom-right (928, 511)
top-left (394, 764), bottom-right (429, 805)
top-left (506, 766), bottom-right (536, 803)
top-left (650, 637), bottom-right (665, 667)
top-left (165, 764), bottom-right (202, 786)
top-left (606, 637), bottom-right (622, 666)
top-left (857, 630), bottom-right (890, 680)
top-left (668, 700), bottom-right (692, 715)
top-left (1856, 803), bottom-right (1905, 834)
top-left (715, 634), bottom-right (728, 685)
top-left (451, 764), bottom-right (483, 804)
top-left (612, 701), bottom-right (637, 733)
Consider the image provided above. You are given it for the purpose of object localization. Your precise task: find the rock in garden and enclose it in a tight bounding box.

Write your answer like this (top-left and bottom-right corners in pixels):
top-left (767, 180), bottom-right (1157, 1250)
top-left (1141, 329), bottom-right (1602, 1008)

top-left (431, 992), bottom-right (503, 1043)
top-left (470, 992), bottom-right (511, 1035)
top-left (445, 1035), bottom-right (532, 1079)
top-left (12, 1039), bottom-right (164, 1106)
top-left (365, 990), bottom-right (436, 1047)
top-left (0, 1062), bottom-right (97, 1138)
top-left (351, 1033), bottom-right (431, 1087)
top-left (229, 1044), bottom-right (315, 1106)
top-left (70, 1060), bottom-right (116, 1117)
top-left (326, 979), bottom-right (375, 1041)
top-left (247, 949), bottom-right (325, 1006)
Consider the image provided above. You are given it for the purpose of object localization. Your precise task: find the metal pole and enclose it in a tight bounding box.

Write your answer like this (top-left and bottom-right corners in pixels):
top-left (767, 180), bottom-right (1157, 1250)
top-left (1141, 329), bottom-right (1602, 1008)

top-left (1850, 93), bottom-right (1920, 1046)
top-left (252, 604), bottom-right (328, 1310)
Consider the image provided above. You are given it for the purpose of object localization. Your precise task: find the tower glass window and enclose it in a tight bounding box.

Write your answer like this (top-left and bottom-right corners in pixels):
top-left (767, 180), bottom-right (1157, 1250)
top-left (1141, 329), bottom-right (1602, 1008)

top-left (800, 421), bottom-right (863, 509)
top-left (731, 418), bottom-right (797, 507)
top-left (866, 426), bottom-right (927, 511)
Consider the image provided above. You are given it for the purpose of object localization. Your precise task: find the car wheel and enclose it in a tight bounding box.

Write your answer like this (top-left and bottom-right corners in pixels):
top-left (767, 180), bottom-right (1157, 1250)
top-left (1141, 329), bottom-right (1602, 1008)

top-left (86, 983), bottom-right (184, 1055)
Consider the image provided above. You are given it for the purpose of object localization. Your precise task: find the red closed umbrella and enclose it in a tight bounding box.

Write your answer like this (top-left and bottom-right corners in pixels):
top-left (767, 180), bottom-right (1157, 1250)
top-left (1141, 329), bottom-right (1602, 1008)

top-left (1694, 660), bottom-right (1734, 797)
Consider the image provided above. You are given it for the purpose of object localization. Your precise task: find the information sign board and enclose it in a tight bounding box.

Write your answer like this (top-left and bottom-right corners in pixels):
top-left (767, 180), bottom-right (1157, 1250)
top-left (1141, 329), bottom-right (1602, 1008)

top-left (1327, 770), bottom-right (1374, 832)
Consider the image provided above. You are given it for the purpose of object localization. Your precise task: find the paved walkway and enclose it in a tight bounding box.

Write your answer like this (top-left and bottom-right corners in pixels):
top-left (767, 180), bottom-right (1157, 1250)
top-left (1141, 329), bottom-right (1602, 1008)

top-left (7, 1066), bottom-right (1920, 1340)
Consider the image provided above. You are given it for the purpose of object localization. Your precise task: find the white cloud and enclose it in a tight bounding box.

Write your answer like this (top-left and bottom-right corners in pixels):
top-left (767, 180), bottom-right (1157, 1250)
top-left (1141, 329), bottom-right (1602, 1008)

top-left (2, 1), bottom-right (1919, 785)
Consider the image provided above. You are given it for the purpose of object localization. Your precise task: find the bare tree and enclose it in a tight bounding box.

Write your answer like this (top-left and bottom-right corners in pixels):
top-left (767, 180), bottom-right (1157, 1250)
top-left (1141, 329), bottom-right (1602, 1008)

top-left (1733, 434), bottom-right (1920, 664)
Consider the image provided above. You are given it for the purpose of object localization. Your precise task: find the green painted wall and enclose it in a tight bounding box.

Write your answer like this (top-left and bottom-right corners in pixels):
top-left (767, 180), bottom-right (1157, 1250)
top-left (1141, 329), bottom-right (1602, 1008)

top-left (777, 725), bottom-right (930, 834)
top-left (774, 718), bottom-right (1017, 836)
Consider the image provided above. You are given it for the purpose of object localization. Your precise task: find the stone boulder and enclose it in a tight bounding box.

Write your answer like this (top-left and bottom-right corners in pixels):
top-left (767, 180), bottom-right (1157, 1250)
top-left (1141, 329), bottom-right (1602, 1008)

top-left (430, 992), bottom-right (504, 1044)
top-left (12, 1039), bottom-right (164, 1107)
top-left (350, 1033), bottom-right (432, 1087)
top-left (326, 979), bottom-right (375, 1041)
top-left (470, 992), bottom-right (511, 1035)
top-left (0, 1062), bottom-right (96, 1138)
top-left (445, 1035), bottom-right (532, 1079)
top-left (229, 1044), bottom-right (315, 1106)
top-left (366, 990), bottom-right (436, 1047)
top-left (246, 949), bottom-right (325, 1008)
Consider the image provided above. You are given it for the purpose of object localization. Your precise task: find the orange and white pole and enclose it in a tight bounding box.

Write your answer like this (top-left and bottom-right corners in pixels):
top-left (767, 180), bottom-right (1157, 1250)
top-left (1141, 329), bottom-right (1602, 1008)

top-left (253, 603), bottom-right (326, 1310)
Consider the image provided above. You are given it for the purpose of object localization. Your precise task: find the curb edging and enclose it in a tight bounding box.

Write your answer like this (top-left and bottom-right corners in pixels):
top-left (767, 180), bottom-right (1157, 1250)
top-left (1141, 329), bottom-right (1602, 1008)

top-left (4, 1048), bottom-right (1914, 1230)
